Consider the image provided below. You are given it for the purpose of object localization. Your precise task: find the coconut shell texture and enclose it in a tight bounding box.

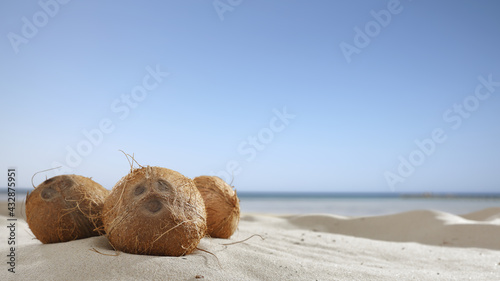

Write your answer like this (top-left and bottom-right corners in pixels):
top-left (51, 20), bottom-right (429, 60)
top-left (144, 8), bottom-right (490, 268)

top-left (102, 166), bottom-right (207, 256)
top-left (25, 175), bottom-right (109, 244)
top-left (193, 176), bottom-right (240, 239)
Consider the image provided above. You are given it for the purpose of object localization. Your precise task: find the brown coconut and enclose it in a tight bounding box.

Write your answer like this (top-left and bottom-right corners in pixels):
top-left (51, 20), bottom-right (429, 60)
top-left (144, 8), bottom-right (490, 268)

top-left (193, 176), bottom-right (240, 239)
top-left (102, 166), bottom-right (207, 256)
top-left (25, 174), bottom-right (109, 244)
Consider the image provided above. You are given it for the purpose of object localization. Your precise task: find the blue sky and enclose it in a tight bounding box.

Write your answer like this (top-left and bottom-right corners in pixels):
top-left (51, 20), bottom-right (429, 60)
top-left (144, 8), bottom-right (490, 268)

top-left (1, 0), bottom-right (499, 193)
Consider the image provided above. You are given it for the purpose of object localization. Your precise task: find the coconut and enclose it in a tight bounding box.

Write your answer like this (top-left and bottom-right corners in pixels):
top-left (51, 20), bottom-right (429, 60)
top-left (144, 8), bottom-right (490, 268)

top-left (25, 174), bottom-right (109, 244)
top-left (102, 166), bottom-right (207, 256)
top-left (193, 176), bottom-right (240, 239)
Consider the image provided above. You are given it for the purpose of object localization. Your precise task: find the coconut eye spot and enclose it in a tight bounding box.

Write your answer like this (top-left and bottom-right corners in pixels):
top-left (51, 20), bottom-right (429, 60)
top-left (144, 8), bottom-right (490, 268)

top-left (156, 180), bottom-right (172, 192)
top-left (58, 177), bottom-right (74, 190)
top-left (134, 185), bottom-right (146, 196)
top-left (41, 187), bottom-right (57, 200)
top-left (144, 199), bottom-right (163, 213)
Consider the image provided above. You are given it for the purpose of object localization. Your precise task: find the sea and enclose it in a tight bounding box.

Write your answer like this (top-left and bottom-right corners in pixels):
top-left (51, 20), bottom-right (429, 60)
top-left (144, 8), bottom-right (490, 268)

top-left (237, 192), bottom-right (500, 216)
top-left (3, 189), bottom-right (500, 217)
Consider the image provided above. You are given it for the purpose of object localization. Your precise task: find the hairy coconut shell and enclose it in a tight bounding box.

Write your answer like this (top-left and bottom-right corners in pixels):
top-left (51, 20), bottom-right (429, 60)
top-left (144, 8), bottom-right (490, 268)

top-left (25, 175), bottom-right (109, 244)
top-left (102, 166), bottom-right (207, 256)
top-left (193, 176), bottom-right (240, 238)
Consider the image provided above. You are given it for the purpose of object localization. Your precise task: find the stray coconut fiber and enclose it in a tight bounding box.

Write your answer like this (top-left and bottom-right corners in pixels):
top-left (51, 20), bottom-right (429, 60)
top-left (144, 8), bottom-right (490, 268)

top-left (102, 166), bottom-right (207, 256)
top-left (25, 174), bottom-right (109, 244)
top-left (193, 176), bottom-right (240, 239)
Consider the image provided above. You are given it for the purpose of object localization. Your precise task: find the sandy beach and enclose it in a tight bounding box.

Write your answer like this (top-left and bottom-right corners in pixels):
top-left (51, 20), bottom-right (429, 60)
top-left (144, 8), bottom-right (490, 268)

top-left (1, 202), bottom-right (499, 280)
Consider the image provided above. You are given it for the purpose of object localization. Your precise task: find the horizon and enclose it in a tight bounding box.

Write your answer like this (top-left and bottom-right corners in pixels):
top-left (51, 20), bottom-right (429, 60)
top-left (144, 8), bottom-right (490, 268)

top-left (4, 187), bottom-right (500, 197)
top-left (1, 1), bottom-right (500, 193)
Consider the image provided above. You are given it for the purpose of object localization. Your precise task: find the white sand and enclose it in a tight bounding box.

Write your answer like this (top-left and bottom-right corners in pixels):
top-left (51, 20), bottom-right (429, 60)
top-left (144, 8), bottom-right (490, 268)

top-left (1, 206), bottom-right (500, 280)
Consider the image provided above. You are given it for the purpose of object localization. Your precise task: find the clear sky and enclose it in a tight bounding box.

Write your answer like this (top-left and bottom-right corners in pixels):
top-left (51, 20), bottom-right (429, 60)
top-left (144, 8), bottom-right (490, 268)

top-left (1, 0), bottom-right (499, 193)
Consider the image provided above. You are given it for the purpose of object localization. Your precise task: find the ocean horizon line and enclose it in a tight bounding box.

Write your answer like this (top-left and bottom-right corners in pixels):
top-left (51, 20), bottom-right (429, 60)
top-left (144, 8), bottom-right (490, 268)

top-left (2, 188), bottom-right (500, 199)
top-left (237, 191), bottom-right (500, 199)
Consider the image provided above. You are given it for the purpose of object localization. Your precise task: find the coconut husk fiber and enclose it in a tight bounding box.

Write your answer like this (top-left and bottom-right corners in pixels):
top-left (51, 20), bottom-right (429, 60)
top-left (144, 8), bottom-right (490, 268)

top-left (102, 166), bottom-right (207, 256)
top-left (193, 176), bottom-right (240, 239)
top-left (25, 174), bottom-right (109, 244)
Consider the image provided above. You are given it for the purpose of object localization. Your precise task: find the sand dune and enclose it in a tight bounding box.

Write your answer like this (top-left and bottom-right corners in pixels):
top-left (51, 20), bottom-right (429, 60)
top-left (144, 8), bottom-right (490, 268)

top-left (285, 208), bottom-right (500, 250)
top-left (459, 207), bottom-right (500, 221)
top-left (1, 208), bottom-right (500, 280)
